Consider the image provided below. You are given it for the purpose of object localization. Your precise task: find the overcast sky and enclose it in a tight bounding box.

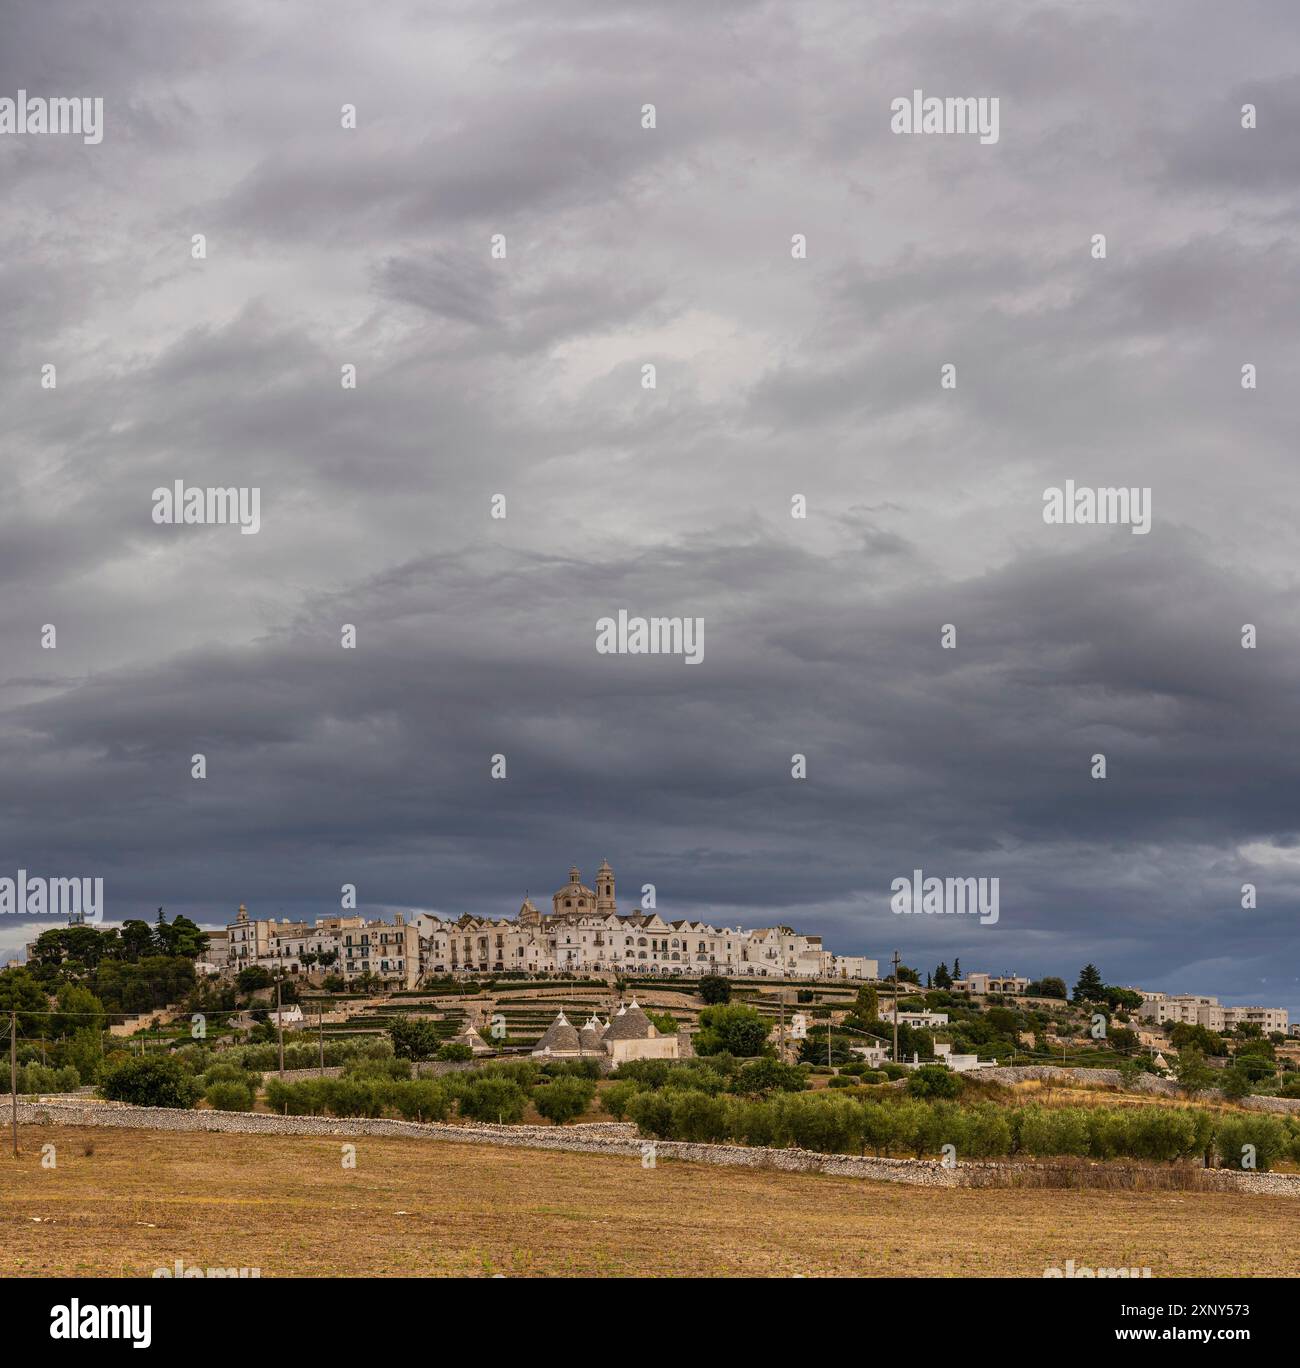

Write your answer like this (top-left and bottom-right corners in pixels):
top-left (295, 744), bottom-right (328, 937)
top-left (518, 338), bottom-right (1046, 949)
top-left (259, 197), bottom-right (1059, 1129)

top-left (2, 0), bottom-right (1299, 1014)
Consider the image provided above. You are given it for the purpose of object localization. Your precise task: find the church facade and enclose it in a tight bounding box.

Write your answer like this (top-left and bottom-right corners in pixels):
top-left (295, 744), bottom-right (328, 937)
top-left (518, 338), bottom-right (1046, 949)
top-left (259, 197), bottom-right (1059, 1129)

top-left (413, 862), bottom-right (876, 981)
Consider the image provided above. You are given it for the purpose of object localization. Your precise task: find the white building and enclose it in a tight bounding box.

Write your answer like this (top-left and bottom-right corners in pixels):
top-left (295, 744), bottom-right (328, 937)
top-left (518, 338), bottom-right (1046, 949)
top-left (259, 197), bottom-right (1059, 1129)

top-left (414, 863), bottom-right (878, 982)
top-left (952, 973), bottom-right (1030, 996)
top-left (222, 905), bottom-right (421, 991)
top-left (892, 1010), bottom-right (949, 1029)
top-left (1137, 993), bottom-right (1288, 1035)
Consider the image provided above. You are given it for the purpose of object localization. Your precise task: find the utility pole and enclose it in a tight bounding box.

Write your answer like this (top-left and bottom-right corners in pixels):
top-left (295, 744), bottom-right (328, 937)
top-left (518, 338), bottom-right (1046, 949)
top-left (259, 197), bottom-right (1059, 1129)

top-left (10, 1011), bottom-right (18, 1158)
top-left (891, 950), bottom-right (901, 1066)
top-left (276, 976), bottom-right (285, 1077)
top-left (318, 1003), bottom-right (325, 1077)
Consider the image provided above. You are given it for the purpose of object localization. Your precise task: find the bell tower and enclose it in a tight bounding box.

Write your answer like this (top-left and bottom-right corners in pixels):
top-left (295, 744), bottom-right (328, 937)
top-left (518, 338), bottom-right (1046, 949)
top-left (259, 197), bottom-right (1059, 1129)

top-left (595, 858), bottom-right (617, 915)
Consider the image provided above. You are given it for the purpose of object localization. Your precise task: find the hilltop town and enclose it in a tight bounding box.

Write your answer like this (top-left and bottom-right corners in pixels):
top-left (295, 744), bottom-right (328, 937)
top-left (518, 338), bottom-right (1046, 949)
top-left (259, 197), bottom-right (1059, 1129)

top-left (11, 863), bottom-right (1294, 1086)
top-left (7, 860), bottom-right (1300, 1285)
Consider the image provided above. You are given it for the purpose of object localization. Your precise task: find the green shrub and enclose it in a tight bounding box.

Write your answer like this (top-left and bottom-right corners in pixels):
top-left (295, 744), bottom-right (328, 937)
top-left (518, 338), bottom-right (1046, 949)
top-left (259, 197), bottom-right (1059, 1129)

top-left (204, 1080), bottom-right (255, 1112)
top-left (541, 1059), bottom-right (602, 1081)
top-left (600, 1080), bottom-right (641, 1121)
top-left (387, 1080), bottom-right (451, 1123)
top-left (731, 1058), bottom-right (807, 1096)
top-left (612, 1059), bottom-right (672, 1089)
top-left (323, 1078), bottom-right (387, 1118)
top-left (480, 1060), bottom-right (539, 1088)
top-left (959, 1102), bottom-right (1013, 1157)
top-left (264, 1079), bottom-right (322, 1115)
top-left (662, 1065), bottom-right (727, 1096)
top-left (728, 1098), bottom-right (780, 1147)
top-left (7, 1063), bottom-right (81, 1095)
top-left (389, 1017), bottom-right (443, 1061)
top-left (202, 1061), bottom-right (253, 1086)
top-left (1015, 1105), bottom-right (1091, 1157)
top-left (457, 1077), bottom-right (526, 1124)
top-left (778, 1095), bottom-right (862, 1154)
top-left (626, 1089), bottom-right (675, 1139)
top-left (906, 1065), bottom-right (962, 1099)
top-left (532, 1076), bottom-right (597, 1125)
top-left (1214, 1114), bottom-right (1288, 1171)
top-left (857, 1099), bottom-right (911, 1155)
top-left (667, 1090), bottom-right (732, 1142)
top-left (99, 1056), bottom-right (201, 1108)
top-left (1125, 1107), bottom-right (1205, 1162)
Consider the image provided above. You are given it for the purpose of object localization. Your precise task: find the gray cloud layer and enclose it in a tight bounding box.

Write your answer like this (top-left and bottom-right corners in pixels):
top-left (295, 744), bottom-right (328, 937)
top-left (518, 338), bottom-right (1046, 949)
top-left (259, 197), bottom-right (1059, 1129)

top-left (2, 0), bottom-right (1299, 1012)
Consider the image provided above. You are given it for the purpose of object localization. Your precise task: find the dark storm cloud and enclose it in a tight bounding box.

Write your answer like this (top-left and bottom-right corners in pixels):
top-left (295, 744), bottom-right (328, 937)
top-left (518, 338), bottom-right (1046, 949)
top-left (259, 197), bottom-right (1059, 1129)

top-left (2, 0), bottom-right (1298, 1014)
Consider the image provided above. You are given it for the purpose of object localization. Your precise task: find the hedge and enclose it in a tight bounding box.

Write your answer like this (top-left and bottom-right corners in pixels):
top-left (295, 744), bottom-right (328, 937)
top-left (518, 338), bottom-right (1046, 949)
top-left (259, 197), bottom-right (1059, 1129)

top-left (625, 1092), bottom-right (1300, 1169)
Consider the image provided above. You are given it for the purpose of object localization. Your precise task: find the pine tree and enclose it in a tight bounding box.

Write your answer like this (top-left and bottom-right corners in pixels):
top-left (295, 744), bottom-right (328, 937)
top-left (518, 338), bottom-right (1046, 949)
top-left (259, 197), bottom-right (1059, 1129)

top-left (1073, 963), bottom-right (1106, 1002)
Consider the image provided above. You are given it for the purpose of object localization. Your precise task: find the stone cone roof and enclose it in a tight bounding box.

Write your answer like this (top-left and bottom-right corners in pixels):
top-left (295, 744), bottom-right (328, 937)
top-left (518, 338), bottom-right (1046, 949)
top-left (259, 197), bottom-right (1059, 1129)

top-left (533, 1011), bottom-right (582, 1054)
top-left (603, 998), bottom-right (655, 1041)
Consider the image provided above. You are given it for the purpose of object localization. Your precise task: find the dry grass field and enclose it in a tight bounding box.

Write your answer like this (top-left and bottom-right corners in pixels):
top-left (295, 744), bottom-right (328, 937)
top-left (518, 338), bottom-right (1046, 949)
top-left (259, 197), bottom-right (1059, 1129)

top-left (3, 1125), bottom-right (1296, 1277)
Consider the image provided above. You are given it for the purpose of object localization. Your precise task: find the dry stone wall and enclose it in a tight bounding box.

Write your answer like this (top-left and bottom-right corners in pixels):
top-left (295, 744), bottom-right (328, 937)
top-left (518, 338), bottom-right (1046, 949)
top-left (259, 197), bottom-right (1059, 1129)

top-left (14, 1100), bottom-right (1297, 1196)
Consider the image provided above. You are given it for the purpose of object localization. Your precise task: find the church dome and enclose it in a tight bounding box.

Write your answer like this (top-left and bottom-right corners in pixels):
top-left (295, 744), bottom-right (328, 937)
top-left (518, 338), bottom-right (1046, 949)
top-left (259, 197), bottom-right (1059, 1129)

top-left (553, 865), bottom-right (596, 911)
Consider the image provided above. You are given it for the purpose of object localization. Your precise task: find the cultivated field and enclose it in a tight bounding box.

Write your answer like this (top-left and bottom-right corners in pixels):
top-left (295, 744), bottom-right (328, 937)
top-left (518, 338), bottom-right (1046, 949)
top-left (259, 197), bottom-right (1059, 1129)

top-left (3, 1126), bottom-right (1296, 1277)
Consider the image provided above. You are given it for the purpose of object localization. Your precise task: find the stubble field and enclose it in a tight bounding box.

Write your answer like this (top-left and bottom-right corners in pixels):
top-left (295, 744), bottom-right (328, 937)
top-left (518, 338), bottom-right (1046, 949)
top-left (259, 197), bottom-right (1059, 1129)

top-left (3, 1125), bottom-right (1297, 1277)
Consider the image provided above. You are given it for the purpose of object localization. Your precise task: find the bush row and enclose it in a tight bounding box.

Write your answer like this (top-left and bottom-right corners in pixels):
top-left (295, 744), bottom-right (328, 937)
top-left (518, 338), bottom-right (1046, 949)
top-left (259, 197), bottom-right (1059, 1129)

top-left (261, 1070), bottom-right (600, 1126)
top-left (0, 1063), bottom-right (82, 1094)
top-left (620, 1091), bottom-right (1300, 1170)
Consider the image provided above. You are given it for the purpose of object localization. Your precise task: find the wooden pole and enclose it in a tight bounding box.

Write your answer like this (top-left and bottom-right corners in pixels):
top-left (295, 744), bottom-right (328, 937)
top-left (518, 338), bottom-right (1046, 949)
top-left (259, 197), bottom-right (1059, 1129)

top-left (10, 1011), bottom-right (18, 1158)
top-left (891, 950), bottom-right (901, 1065)
top-left (318, 1003), bottom-right (325, 1076)
top-left (276, 978), bottom-right (285, 1077)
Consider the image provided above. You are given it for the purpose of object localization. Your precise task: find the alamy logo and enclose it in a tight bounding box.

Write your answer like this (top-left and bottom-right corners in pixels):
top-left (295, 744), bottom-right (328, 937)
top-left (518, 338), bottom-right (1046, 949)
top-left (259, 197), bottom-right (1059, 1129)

top-left (0, 90), bottom-right (103, 144)
top-left (1043, 481), bottom-right (1151, 535)
top-left (890, 89), bottom-right (999, 144)
top-left (152, 1258), bottom-right (261, 1278)
top-left (49, 1301), bottom-right (151, 1347)
top-left (1044, 1259), bottom-right (1151, 1279)
top-left (596, 610), bottom-right (704, 664)
top-left (152, 481), bottom-right (261, 535)
top-left (0, 870), bottom-right (103, 922)
top-left (890, 870), bottom-right (999, 926)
